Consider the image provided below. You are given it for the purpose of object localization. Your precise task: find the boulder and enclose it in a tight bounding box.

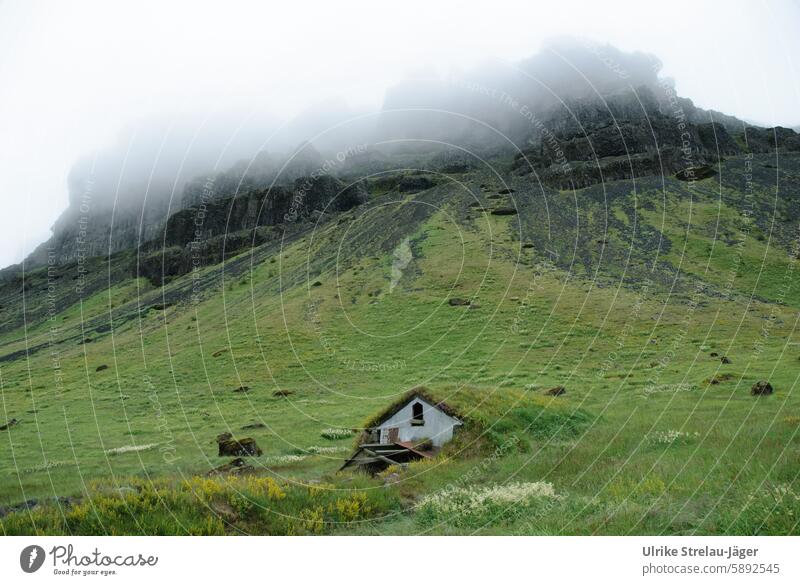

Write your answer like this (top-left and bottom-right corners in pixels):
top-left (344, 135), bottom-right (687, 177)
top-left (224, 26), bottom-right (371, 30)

top-left (751, 380), bottom-right (774, 396)
top-left (0, 418), bottom-right (18, 431)
top-left (217, 433), bottom-right (262, 457)
top-left (675, 165), bottom-right (717, 181)
top-left (0, 498), bottom-right (37, 518)
top-left (95, 364), bottom-right (108, 372)
top-left (273, 389), bottom-right (294, 397)
top-left (448, 298), bottom-right (472, 306)
top-left (545, 386), bottom-right (566, 396)
top-left (491, 207), bottom-right (518, 216)
top-left (720, 356), bottom-right (732, 364)
top-left (207, 457), bottom-right (254, 476)
top-left (233, 385), bottom-right (250, 393)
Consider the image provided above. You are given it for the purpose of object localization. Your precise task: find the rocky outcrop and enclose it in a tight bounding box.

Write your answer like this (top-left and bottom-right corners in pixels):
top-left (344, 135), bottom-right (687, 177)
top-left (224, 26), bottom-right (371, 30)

top-left (164, 175), bottom-right (366, 249)
top-left (509, 87), bottom-right (800, 189)
top-left (134, 175), bottom-right (368, 285)
top-left (216, 433), bottom-right (262, 457)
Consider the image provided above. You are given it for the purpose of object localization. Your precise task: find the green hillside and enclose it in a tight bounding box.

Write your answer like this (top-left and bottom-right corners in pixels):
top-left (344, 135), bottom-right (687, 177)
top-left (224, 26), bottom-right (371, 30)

top-left (1, 153), bottom-right (799, 534)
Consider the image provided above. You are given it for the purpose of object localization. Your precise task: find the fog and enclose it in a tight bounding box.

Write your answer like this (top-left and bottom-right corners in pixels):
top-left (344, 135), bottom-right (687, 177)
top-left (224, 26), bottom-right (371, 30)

top-left (1, 0), bottom-right (799, 268)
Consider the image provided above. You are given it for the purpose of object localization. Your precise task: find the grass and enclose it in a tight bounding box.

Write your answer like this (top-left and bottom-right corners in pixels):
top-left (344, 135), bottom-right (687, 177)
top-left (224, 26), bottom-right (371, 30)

top-left (1, 154), bottom-right (799, 534)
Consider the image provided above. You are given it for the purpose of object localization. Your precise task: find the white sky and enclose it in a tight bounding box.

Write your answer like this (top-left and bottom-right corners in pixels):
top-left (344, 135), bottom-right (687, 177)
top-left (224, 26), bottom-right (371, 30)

top-left (1, 0), bottom-right (799, 269)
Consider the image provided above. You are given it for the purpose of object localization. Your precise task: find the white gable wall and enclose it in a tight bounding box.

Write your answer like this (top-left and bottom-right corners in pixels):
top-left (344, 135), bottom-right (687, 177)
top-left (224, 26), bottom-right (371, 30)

top-left (376, 397), bottom-right (461, 447)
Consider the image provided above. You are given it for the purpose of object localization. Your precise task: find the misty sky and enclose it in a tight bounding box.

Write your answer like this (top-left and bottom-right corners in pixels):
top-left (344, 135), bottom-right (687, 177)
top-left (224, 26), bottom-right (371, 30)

top-left (1, 0), bottom-right (799, 269)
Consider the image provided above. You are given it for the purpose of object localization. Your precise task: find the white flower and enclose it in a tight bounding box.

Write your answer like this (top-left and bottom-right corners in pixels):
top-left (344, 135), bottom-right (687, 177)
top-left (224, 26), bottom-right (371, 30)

top-left (305, 445), bottom-right (349, 454)
top-left (105, 443), bottom-right (159, 455)
top-left (645, 430), bottom-right (699, 445)
top-left (321, 428), bottom-right (354, 440)
top-left (265, 454), bottom-right (307, 465)
top-left (419, 481), bottom-right (561, 516)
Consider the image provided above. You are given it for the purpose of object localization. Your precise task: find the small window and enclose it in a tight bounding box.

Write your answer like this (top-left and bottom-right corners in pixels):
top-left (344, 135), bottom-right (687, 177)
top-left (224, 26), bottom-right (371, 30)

top-left (411, 402), bottom-right (424, 426)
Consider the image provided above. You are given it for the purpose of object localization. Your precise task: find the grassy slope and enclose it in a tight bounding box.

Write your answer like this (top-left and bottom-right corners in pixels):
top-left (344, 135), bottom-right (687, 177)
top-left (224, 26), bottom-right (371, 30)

top-left (1, 154), bottom-right (799, 534)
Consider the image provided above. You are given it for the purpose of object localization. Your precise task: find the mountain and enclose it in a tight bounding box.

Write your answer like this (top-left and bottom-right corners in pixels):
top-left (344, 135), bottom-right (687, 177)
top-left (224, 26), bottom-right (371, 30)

top-left (1, 40), bottom-right (800, 535)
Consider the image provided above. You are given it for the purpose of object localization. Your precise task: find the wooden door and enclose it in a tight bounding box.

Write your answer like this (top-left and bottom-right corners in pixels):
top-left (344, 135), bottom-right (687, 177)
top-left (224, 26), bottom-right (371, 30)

top-left (387, 427), bottom-right (399, 443)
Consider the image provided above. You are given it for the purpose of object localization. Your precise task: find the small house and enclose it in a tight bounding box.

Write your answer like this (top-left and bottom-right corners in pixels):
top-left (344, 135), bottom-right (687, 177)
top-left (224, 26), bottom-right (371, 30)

top-left (340, 390), bottom-right (463, 473)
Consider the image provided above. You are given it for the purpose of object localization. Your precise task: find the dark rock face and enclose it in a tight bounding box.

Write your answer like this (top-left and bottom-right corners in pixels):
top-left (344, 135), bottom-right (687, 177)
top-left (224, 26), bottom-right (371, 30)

top-left (134, 175), bottom-right (368, 285)
top-left (163, 175), bottom-right (367, 249)
top-left (510, 87), bottom-right (800, 190)
top-left (751, 380), bottom-right (774, 396)
top-left (216, 432), bottom-right (262, 457)
top-left (398, 176), bottom-right (436, 193)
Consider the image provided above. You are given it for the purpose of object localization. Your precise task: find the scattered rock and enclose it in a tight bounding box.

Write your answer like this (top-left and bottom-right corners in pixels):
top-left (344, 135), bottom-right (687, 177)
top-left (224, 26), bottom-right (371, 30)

top-left (0, 498), bottom-right (37, 518)
top-left (751, 380), bottom-right (774, 396)
top-left (448, 298), bottom-right (472, 306)
top-left (720, 356), bottom-right (732, 364)
top-left (233, 385), bottom-right (250, 393)
top-left (706, 373), bottom-right (734, 385)
top-left (382, 472), bottom-right (402, 485)
top-left (498, 188), bottom-right (516, 194)
top-left (398, 176), bottom-right (436, 193)
top-left (241, 422), bottom-right (267, 430)
top-left (491, 207), bottom-right (518, 216)
top-left (216, 433), bottom-right (262, 457)
top-left (545, 386), bottom-right (566, 396)
top-left (675, 165), bottom-right (717, 181)
top-left (95, 365), bottom-right (108, 372)
top-left (207, 457), bottom-right (254, 476)
top-left (0, 418), bottom-right (18, 431)
top-left (273, 389), bottom-right (294, 397)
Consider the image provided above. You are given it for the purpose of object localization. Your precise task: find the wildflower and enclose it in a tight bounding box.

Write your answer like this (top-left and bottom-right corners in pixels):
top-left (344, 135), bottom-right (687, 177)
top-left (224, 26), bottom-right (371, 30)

top-left (265, 454), bottom-right (307, 465)
top-left (645, 430), bottom-right (699, 445)
top-left (418, 481), bottom-right (561, 517)
top-left (320, 428), bottom-right (354, 440)
top-left (105, 443), bottom-right (159, 455)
